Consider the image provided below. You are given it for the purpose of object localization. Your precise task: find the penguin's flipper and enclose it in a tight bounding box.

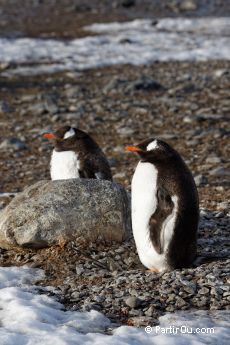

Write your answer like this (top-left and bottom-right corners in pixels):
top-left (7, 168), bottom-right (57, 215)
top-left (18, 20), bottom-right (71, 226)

top-left (149, 187), bottom-right (174, 255)
top-left (95, 172), bottom-right (106, 180)
top-left (82, 157), bottom-right (112, 180)
top-left (79, 167), bottom-right (95, 179)
top-left (157, 187), bottom-right (174, 212)
top-left (79, 159), bottom-right (104, 179)
top-left (79, 166), bottom-right (104, 179)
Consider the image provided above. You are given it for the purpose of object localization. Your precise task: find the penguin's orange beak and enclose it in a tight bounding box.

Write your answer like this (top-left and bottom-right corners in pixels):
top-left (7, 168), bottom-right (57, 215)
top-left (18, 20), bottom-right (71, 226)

top-left (43, 133), bottom-right (57, 140)
top-left (125, 146), bottom-right (142, 152)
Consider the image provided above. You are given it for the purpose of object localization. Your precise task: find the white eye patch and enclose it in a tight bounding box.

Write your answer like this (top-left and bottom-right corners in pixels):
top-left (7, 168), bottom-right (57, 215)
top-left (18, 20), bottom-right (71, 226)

top-left (147, 140), bottom-right (158, 151)
top-left (64, 128), bottom-right (75, 139)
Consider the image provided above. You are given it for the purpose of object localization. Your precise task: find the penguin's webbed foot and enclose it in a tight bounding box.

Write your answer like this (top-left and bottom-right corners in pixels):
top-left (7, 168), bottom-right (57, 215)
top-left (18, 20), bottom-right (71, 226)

top-left (146, 268), bottom-right (159, 273)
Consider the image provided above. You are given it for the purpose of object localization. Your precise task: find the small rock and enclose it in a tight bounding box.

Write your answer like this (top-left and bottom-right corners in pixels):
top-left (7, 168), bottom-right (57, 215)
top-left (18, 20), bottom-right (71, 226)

top-left (45, 101), bottom-right (59, 114)
top-left (183, 286), bottom-right (195, 294)
top-left (71, 291), bottom-right (80, 300)
top-left (108, 157), bottom-right (117, 167)
top-left (154, 119), bottom-right (163, 127)
top-left (129, 309), bottom-right (142, 316)
top-left (194, 174), bottom-right (208, 187)
top-left (133, 107), bottom-right (148, 115)
top-left (187, 139), bottom-right (200, 146)
top-left (29, 262), bottom-right (41, 268)
top-left (76, 265), bottom-right (84, 275)
top-left (27, 102), bottom-right (46, 115)
top-left (209, 167), bottom-right (230, 176)
top-left (20, 94), bottom-right (38, 103)
top-left (145, 306), bottom-right (154, 317)
top-left (166, 305), bottom-right (175, 312)
top-left (122, 0), bottom-right (135, 8)
top-left (118, 127), bottom-right (135, 137)
top-left (51, 115), bottom-right (60, 122)
top-left (196, 297), bottom-right (209, 307)
top-left (0, 101), bottom-right (11, 113)
top-left (196, 114), bottom-right (227, 122)
top-left (198, 287), bottom-right (210, 295)
top-left (217, 201), bottom-right (229, 210)
top-left (93, 295), bottom-right (106, 303)
top-left (103, 77), bottom-right (127, 94)
top-left (108, 258), bottom-right (121, 271)
top-left (179, 1), bottom-right (197, 11)
top-left (183, 116), bottom-right (194, 123)
top-left (176, 297), bottom-right (187, 308)
top-left (211, 287), bottom-right (223, 296)
top-left (125, 296), bottom-right (141, 308)
top-left (214, 69), bottom-right (229, 78)
top-left (159, 133), bottom-right (178, 140)
top-left (130, 316), bottom-right (153, 327)
top-left (129, 289), bottom-right (138, 297)
top-left (73, 4), bottom-right (92, 12)
top-left (214, 212), bottom-right (224, 218)
top-left (113, 145), bottom-right (124, 153)
top-left (62, 112), bottom-right (83, 121)
top-left (0, 138), bottom-right (28, 151)
top-left (113, 172), bottom-right (126, 180)
top-left (115, 247), bottom-right (125, 254)
top-left (82, 303), bottom-right (101, 312)
top-left (205, 156), bottom-right (221, 164)
top-left (128, 76), bottom-right (163, 91)
top-left (0, 62), bottom-right (10, 71)
top-left (166, 294), bottom-right (176, 302)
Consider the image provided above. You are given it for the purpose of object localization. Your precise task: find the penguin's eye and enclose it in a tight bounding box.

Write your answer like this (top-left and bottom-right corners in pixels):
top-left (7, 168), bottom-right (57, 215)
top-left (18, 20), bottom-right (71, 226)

top-left (64, 128), bottom-right (75, 139)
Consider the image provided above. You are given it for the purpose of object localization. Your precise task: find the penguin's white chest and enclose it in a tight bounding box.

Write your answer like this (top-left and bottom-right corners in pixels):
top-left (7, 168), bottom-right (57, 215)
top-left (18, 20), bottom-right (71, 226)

top-left (50, 150), bottom-right (80, 180)
top-left (131, 161), bottom-right (167, 271)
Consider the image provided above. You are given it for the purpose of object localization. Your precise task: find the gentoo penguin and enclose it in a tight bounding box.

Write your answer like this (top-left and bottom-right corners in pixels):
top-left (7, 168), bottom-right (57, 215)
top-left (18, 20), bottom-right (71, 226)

top-left (126, 138), bottom-right (199, 272)
top-left (43, 125), bottom-right (112, 181)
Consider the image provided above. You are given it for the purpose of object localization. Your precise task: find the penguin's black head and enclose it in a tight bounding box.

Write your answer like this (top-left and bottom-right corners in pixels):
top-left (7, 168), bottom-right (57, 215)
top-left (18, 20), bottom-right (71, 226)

top-left (126, 138), bottom-right (171, 161)
top-left (43, 125), bottom-right (88, 152)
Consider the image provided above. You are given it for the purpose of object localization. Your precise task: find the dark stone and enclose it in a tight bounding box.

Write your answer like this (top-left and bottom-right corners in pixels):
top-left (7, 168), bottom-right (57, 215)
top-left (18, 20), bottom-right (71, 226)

top-left (122, 0), bottom-right (136, 8)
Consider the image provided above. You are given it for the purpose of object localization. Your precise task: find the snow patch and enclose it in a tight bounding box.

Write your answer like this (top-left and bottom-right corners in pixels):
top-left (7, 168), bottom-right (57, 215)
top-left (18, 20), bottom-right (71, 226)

top-left (0, 17), bottom-right (230, 76)
top-left (0, 266), bottom-right (44, 288)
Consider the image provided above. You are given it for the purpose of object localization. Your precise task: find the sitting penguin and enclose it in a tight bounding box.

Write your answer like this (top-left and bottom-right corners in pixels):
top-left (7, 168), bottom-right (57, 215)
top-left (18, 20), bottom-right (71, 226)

top-left (126, 138), bottom-right (199, 272)
top-left (43, 125), bottom-right (112, 181)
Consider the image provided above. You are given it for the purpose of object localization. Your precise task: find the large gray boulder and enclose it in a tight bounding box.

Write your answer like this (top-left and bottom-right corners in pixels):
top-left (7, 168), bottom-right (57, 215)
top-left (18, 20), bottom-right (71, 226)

top-left (0, 179), bottom-right (131, 249)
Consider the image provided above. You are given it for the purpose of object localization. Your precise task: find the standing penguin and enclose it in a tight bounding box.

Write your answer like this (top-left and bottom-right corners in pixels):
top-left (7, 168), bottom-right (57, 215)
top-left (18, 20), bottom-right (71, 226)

top-left (126, 138), bottom-right (199, 272)
top-left (43, 125), bottom-right (112, 181)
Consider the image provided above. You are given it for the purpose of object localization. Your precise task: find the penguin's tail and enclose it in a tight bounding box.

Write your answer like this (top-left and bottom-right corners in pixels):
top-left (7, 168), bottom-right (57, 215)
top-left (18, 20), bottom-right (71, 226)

top-left (193, 254), bottom-right (229, 266)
